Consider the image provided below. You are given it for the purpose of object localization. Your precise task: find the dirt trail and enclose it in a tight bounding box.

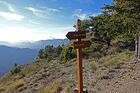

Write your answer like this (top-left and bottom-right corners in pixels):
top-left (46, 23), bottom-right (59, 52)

top-left (93, 58), bottom-right (140, 93)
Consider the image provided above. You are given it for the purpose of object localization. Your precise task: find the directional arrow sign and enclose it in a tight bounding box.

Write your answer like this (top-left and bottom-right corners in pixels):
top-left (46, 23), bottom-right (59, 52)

top-left (66, 32), bottom-right (86, 40)
top-left (74, 41), bottom-right (91, 49)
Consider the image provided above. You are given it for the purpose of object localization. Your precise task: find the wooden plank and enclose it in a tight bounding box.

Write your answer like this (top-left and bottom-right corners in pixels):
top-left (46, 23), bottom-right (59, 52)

top-left (74, 41), bottom-right (91, 49)
top-left (66, 31), bottom-right (86, 40)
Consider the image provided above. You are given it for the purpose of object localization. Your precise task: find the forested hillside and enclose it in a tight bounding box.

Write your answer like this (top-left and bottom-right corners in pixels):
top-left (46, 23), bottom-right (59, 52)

top-left (0, 0), bottom-right (140, 93)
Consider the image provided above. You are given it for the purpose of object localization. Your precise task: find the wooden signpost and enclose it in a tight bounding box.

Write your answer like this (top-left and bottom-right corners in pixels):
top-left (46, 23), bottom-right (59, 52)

top-left (66, 32), bottom-right (86, 40)
top-left (66, 19), bottom-right (91, 93)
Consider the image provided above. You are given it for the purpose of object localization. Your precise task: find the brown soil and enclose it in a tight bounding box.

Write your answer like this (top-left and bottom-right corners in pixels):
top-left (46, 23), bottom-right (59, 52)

top-left (93, 58), bottom-right (140, 93)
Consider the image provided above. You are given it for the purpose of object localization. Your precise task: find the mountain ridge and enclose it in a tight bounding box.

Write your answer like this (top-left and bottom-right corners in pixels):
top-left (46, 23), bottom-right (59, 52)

top-left (0, 39), bottom-right (69, 50)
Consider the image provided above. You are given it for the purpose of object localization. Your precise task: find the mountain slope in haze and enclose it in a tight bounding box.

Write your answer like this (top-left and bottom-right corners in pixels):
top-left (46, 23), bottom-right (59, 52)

top-left (0, 39), bottom-right (69, 76)
top-left (0, 39), bottom-right (69, 50)
top-left (0, 41), bottom-right (12, 46)
top-left (0, 46), bottom-right (37, 76)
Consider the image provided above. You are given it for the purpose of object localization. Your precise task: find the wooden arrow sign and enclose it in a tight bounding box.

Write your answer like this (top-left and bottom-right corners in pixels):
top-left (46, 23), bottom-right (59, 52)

top-left (66, 31), bottom-right (86, 40)
top-left (74, 41), bottom-right (91, 49)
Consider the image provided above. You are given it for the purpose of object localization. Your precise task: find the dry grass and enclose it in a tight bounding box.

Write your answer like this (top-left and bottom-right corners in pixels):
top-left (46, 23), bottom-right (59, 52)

top-left (42, 80), bottom-right (60, 93)
top-left (0, 79), bottom-right (24, 92)
top-left (103, 51), bottom-right (132, 67)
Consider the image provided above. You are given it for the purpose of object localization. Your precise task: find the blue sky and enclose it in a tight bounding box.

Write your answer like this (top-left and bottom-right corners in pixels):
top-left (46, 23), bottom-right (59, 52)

top-left (0, 0), bottom-right (112, 43)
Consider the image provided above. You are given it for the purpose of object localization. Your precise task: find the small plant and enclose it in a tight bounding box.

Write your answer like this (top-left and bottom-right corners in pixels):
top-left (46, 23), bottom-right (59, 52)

top-left (65, 82), bottom-right (71, 93)
top-left (0, 83), bottom-right (5, 92)
top-left (31, 77), bottom-right (38, 84)
top-left (42, 80), bottom-right (60, 93)
top-left (11, 64), bottom-right (22, 74)
top-left (91, 63), bottom-right (98, 72)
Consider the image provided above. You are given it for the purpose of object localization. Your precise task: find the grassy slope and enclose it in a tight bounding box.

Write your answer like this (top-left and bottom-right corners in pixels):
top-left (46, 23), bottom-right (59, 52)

top-left (0, 50), bottom-right (133, 93)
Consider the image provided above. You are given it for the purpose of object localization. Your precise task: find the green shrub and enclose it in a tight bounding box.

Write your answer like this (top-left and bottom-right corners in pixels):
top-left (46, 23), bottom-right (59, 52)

top-left (10, 64), bottom-right (22, 75)
top-left (65, 82), bottom-right (71, 93)
top-left (83, 48), bottom-right (91, 58)
top-left (91, 63), bottom-right (98, 71)
top-left (38, 45), bottom-right (63, 60)
top-left (38, 49), bottom-right (45, 59)
top-left (103, 51), bottom-right (132, 67)
top-left (60, 47), bottom-right (76, 61)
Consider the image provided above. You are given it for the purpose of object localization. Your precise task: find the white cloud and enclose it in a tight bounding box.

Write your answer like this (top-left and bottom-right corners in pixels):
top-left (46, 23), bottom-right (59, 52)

top-left (73, 9), bottom-right (101, 20)
top-left (0, 1), bottom-right (17, 12)
top-left (37, 26), bottom-right (75, 39)
top-left (73, 9), bottom-right (89, 20)
top-left (0, 26), bottom-right (74, 43)
top-left (25, 7), bottom-right (59, 18)
top-left (25, 7), bottom-right (45, 18)
top-left (0, 1), bottom-right (25, 21)
top-left (48, 26), bottom-right (74, 39)
top-left (28, 20), bottom-right (40, 25)
top-left (0, 26), bottom-right (48, 43)
top-left (42, 7), bottom-right (59, 12)
top-left (0, 12), bottom-right (24, 21)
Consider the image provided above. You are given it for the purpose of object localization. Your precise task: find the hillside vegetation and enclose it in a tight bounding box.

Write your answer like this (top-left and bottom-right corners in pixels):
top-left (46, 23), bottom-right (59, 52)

top-left (0, 51), bottom-right (133, 93)
top-left (0, 0), bottom-right (140, 93)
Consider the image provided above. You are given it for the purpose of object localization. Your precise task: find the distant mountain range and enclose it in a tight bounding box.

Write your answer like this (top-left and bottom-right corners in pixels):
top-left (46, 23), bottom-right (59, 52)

top-left (0, 39), bottom-right (69, 50)
top-left (0, 39), bottom-right (69, 76)
top-left (0, 45), bottom-right (37, 76)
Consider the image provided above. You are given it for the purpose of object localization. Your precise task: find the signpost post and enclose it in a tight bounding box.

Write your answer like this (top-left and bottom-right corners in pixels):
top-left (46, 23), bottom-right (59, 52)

top-left (76, 19), bottom-right (83, 93)
top-left (66, 19), bottom-right (91, 93)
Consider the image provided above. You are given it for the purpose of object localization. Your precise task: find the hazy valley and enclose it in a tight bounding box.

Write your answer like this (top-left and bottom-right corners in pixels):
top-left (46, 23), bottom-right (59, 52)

top-left (0, 39), bottom-right (69, 76)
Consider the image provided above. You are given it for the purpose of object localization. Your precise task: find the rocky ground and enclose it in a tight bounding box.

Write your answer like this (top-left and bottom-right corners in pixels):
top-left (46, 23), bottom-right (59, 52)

top-left (1, 52), bottom-right (140, 93)
top-left (93, 58), bottom-right (140, 93)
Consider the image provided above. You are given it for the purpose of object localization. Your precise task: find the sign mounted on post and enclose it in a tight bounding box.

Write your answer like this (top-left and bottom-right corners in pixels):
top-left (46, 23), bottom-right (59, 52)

top-left (66, 31), bottom-right (86, 40)
top-left (74, 41), bottom-right (91, 49)
top-left (66, 19), bottom-right (91, 93)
